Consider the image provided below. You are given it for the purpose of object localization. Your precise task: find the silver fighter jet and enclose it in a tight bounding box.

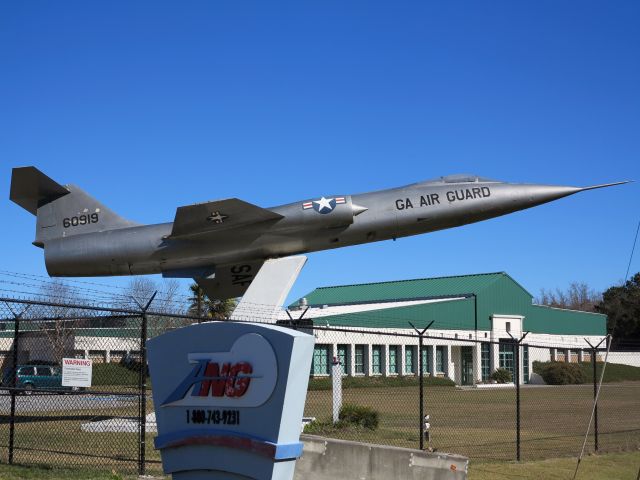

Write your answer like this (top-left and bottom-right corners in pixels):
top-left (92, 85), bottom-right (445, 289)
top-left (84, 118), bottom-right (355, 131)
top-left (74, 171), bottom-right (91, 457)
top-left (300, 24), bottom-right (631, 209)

top-left (10, 167), bottom-right (628, 299)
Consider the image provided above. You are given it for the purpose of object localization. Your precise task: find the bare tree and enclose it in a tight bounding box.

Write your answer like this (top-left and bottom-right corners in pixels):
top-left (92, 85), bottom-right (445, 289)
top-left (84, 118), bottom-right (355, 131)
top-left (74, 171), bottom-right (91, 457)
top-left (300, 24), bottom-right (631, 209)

top-left (152, 279), bottom-right (181, 314)
top-left (35, 280), bottom-right (79, 365)
top-left (537, 282), bottom-right (602, 312)
top-left (114, 277), bottom-right (189, 338)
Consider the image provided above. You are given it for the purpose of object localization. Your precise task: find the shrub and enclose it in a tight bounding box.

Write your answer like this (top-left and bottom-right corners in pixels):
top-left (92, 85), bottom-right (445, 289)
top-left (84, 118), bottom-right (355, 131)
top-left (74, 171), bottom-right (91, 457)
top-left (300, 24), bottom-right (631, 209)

top-left (93, 363), bottom-right (140, 386)
top-left (491, 368), bottom-right (512, 384)
top-left (540, 362), bottom-right (586, 385)
top-left (339, 403), bottom-right (379, 430)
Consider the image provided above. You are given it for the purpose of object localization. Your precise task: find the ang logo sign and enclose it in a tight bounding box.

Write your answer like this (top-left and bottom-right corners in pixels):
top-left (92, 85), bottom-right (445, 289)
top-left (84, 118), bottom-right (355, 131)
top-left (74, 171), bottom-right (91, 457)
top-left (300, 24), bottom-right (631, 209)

top-left (161, 333), bottom-right (277, 408)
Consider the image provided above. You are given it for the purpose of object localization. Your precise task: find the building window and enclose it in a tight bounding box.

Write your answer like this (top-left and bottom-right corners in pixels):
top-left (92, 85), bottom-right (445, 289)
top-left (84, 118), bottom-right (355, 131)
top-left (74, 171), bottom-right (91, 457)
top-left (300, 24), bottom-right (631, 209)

top-left (389, 346), bottom-right (399, 374)
top-left (436, 346), bottom-right (445, 372)
top-left (405, 346), bottom-right (415, 374)
top-left (420, 346), bottom-right (431, 373)
top-left (312, 345), bottom-right (330, 375)
top-left (499, 341), bottom-right (515, 379)
top-left (371, 345), bottom-right (382, 375)
top-left (481, 342), bottom-right (491, 382)
top-left (337, 344), bottom-right (350, 375)
top-left (523, 344), bottom-right (529, 384)
top-left (354, 345), bottom-right (366, 374)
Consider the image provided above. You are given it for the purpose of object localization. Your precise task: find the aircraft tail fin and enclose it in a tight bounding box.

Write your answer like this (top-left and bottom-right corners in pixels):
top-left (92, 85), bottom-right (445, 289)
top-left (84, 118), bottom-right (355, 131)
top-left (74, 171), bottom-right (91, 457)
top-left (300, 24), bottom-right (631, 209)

top-left (10, 167), bottom-right (138, 247)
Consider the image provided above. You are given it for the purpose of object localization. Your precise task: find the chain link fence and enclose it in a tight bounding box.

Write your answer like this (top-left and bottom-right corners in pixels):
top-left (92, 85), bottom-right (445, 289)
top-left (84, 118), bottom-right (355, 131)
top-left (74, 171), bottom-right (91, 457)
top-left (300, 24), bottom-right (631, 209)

top-left (0, 296), bottom-right (638, 476)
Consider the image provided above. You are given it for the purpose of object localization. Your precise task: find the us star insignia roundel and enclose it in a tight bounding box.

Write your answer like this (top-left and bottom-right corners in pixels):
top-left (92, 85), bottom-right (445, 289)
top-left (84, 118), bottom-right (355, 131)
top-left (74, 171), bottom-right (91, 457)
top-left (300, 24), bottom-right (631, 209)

top-left (302, 196), bottom-right (346, 214)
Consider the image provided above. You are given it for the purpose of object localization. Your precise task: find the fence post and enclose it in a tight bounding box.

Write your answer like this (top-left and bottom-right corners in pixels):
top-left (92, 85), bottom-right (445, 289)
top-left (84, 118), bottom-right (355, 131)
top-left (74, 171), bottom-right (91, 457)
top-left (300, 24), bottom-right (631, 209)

top-left (409, 321), bottom-right (434, 451)
top-left (4, 303), bottom-right (29, 465)
top-left (508, 331), bottom-right (529, 462)
top-left (585, 337), bottom-right (606, 452)
top-left (592, 349), bottom-right (598, 451)
top-left (133, 292), bottom-right (156, 476)
top-left (514, 341), bottom-right (520, 461)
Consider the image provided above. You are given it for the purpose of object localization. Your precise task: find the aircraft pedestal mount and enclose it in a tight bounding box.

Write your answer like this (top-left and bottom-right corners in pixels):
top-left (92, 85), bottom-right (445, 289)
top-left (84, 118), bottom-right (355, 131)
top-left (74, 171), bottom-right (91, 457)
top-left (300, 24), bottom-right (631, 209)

top-left (148, 256), bottom-right (314, 480)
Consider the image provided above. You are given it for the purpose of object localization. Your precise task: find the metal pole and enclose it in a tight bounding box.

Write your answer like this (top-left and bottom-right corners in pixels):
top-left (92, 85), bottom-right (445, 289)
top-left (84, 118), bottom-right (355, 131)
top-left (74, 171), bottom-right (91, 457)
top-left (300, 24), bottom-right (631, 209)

top-left (508, 331), bottom-right (528, 462)
top-left (8, 313), bottom-right (20, 464)
top-left (418, 332), bottom-right (424, 451)
top-left (132, 293), bottom-right (156, 476)
top-left (409, 321), bottom-right (434, 451)
top-left (585, 337), bottom-right (606, 452)
top-left (515, 341), bottom-right (520, 461)
top-left (473, 294), bottom-right (478, 341)
top-left (5, 303), bottom-right (28, 466)
top-left (139, 309), bottom-right (149, 475)
top-left (592, 348), bottom-right (598, 451)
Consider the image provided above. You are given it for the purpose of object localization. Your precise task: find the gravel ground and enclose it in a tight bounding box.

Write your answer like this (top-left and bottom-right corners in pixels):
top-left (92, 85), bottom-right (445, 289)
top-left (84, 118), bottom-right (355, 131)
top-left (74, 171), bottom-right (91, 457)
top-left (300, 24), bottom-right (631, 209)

top-left (0, 392), bottom-right (137, 413)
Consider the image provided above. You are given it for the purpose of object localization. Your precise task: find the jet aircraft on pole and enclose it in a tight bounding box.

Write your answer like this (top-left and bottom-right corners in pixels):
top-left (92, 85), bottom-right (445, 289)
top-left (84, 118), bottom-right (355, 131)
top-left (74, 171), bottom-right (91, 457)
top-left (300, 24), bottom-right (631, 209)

top-left (10, 167), bottom-right (629, 300)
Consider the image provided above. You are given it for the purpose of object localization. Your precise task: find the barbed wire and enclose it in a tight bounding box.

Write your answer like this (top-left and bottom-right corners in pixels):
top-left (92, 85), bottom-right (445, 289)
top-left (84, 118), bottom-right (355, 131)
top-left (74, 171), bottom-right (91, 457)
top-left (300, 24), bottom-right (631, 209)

top-left (0, 270), bottom-right (198, 307)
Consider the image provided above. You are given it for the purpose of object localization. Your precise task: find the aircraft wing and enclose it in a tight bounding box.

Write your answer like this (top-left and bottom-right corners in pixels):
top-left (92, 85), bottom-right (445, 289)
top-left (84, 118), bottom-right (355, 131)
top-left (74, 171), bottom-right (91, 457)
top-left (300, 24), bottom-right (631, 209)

top-left (193, 260), bottom-right (265, 300)
top-left (170, 198), bottom-right (283, 238)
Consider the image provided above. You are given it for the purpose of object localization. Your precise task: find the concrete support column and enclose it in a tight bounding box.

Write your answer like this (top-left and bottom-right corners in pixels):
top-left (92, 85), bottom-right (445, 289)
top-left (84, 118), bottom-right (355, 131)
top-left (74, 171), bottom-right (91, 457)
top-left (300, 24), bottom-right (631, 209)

top-left (366, 344), bottom-right (372, 376)
top-left (473, 343), bottom-right (482, 384)
top-left (491, 343), bottom-right (499, 375)
top-left (349, 344), bottom-right (356, 376)
top-left (430, 345), bottom-right (437, 377)
top-left (445, 345), bottom-right (453, 381)
top-left (399, 345), bottom-right (405, 376)
top-left (551, 348), bottom-right (557, 362)
top-left (105, 350), bottom-right (111, 363)
top-left (579, 349), bottom-right (585, 363)
top-left (565, 349), bottom-right (570, 363)
top-left (84, 349), bottom-right (89, 359)
top-left (383, 344), bottom-right (390, 376)
top-left (331, 344), bottom-right (338, 374)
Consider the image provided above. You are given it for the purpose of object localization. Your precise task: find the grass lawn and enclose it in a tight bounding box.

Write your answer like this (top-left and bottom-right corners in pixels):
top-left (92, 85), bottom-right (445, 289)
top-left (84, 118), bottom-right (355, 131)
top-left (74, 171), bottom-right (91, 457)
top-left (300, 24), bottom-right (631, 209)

top-left (0, 398), bottom-right (161, 476)
top-left (0, 381), bottom-right (637, 474)
top-left (304, 381), bottom-right (640, 460)
top-left (0, 451), bottom-right (637, 479)
top-left (0, 463), bottom-right (136, 479)
top-left (469, 451), bottom-right (640, 480)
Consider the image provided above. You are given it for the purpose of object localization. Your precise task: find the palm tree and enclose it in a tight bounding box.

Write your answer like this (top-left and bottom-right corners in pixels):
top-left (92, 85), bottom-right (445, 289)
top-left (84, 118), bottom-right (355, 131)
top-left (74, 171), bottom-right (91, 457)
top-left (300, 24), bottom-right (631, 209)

top-left (188, 283), bottom-right (237, 320)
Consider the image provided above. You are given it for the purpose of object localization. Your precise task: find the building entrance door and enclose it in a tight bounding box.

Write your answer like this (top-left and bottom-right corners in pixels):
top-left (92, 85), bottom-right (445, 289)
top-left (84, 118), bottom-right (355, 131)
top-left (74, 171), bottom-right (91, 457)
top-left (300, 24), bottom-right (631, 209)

top-left (461, 346), bottom-right (473, 385)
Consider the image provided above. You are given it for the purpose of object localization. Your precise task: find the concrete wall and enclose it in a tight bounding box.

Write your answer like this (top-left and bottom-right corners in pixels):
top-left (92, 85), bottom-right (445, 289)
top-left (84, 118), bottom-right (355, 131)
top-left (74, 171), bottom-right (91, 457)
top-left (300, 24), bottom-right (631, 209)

top-left (295, 435), bottom-right (468, 480)
top-left (608, 352), bottom-right (640, 367)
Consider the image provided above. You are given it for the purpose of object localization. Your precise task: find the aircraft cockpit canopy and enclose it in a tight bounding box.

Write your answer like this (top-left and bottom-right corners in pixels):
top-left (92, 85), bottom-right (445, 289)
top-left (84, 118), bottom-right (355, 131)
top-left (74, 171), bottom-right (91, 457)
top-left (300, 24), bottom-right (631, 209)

top-left (413, 174), bottom-right (500, 186)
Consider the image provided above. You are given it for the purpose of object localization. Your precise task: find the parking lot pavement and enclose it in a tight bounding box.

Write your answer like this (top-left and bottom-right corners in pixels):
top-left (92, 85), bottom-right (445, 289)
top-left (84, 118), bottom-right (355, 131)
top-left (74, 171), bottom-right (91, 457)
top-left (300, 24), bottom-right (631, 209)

top-left (0, 392), bottom-right (138, 413)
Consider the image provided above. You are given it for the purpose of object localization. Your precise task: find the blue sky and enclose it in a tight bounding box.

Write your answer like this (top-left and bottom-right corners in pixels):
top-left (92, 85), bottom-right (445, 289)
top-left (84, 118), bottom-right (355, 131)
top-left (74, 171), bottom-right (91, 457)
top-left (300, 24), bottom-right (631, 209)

top-left (1, 1), bottom-right (638, 305)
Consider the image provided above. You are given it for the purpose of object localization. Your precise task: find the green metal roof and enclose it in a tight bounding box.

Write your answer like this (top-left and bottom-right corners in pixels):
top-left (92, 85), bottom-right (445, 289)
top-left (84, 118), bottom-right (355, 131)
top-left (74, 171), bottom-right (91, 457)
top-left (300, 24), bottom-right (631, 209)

top-left (315, 297), bottom-right (475, 330)
top-left (292, 272), bottom-right (532, 307)
top-left (525, 305), bottom-right (606, 335)
top-left (297, 272), bottom-right (606, 336)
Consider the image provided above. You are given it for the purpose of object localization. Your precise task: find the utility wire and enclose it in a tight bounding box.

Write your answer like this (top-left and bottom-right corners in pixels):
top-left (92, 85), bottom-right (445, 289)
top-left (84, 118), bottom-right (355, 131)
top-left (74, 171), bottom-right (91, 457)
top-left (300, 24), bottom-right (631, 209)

top-left (625, 220), bottom-right (640, 283)
top-left (572, 220), bottom-right (640, 479)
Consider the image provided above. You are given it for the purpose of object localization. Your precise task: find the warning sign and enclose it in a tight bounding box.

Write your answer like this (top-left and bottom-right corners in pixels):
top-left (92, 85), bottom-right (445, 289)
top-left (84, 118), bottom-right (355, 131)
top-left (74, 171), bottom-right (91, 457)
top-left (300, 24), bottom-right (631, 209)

top-left (62, 358), bottom-right (93, 388)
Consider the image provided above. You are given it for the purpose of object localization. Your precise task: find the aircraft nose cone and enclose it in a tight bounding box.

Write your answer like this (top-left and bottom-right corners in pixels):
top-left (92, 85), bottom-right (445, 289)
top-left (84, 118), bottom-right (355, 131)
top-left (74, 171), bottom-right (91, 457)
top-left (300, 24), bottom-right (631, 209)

top-left (517, 181), bottom-right (630, 205)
